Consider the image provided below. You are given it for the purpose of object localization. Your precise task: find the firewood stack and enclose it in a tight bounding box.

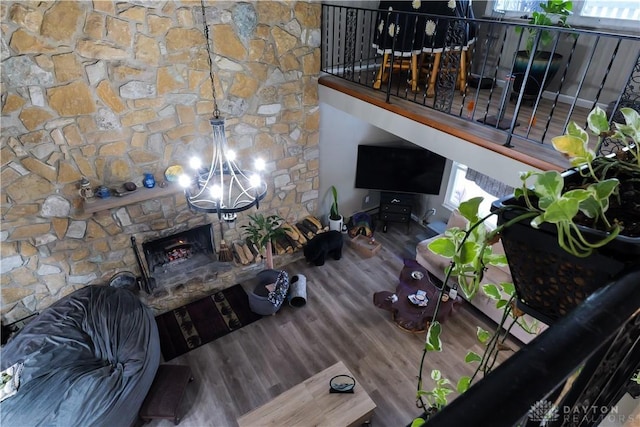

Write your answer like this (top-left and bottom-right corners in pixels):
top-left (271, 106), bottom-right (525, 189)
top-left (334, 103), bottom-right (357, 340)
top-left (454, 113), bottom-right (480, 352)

top-left (230, 215), bottom-right (328, 265)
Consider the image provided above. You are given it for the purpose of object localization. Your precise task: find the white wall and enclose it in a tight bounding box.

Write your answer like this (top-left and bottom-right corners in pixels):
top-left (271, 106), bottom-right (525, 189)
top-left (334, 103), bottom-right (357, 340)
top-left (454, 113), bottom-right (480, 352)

top-left (318, 84), bottom-right (542, 224)
top-left (318, 101), bottom-right (400, 222)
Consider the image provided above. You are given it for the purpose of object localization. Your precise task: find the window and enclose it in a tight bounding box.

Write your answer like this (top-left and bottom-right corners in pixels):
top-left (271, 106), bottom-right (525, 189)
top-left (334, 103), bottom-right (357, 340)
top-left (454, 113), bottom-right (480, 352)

top-left (489, 0), bottom-right (640, 31)
top-left (580, 0), bottom-right (640, 20)
top-left (444, 163), bottom-right (514, 229)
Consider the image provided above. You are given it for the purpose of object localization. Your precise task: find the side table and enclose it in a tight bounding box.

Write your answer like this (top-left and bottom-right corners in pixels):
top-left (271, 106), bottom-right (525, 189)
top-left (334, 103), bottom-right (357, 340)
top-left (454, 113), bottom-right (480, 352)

top-left (373, 259), bottom-right (460, 332)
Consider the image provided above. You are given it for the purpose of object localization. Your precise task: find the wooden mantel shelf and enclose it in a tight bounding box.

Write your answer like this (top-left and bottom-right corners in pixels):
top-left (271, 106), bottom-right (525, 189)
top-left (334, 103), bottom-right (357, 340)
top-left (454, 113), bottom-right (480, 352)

top-left (83, 184), bottom-right (183, 214)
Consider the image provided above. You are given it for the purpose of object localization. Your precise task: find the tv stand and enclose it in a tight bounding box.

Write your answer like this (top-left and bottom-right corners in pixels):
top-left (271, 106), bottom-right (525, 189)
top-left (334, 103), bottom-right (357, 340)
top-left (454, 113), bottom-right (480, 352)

top-left (379, 192), bottom-right (414, 233)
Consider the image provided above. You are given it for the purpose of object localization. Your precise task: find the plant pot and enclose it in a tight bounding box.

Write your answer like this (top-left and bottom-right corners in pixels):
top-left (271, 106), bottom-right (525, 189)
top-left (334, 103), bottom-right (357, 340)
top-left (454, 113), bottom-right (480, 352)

top-left (511, 50), bottom-right (563, 103)
top-left (329, 215), bottom-right (344, 232)
top-left (491, 169), bottom-right (640, 324)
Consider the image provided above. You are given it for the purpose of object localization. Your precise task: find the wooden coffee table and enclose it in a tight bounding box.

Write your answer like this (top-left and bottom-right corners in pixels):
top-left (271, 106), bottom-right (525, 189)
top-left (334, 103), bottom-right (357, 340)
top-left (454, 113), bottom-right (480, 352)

top-left (237, 361), bottom-right (376, 427)
top-left (373, 259), bottom-right (460, 332)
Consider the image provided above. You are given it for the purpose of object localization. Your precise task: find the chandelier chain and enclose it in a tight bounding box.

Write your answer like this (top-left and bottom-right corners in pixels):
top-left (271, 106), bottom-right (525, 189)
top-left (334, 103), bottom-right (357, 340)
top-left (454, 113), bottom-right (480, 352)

top-left (200, 0), bottom-right (219, 118)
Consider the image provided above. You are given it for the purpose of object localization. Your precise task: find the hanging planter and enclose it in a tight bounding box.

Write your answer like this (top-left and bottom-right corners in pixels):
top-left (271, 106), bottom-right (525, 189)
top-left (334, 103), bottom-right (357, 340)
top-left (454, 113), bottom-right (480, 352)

top-left (493, 173), bottom-right (639, 324)
top-left (491, 109), bottom-right (640, 323)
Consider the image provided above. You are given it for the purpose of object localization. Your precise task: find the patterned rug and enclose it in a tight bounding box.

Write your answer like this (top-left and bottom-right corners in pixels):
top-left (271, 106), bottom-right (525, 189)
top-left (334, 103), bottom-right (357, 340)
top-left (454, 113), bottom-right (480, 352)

top-left (155, 284), bottom-right (262, 361)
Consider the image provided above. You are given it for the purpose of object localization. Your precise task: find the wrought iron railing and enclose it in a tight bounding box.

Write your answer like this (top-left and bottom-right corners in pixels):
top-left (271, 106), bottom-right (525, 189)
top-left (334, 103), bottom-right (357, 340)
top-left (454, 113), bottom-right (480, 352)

top-left (321, 3), bottom-right (640, 148)
top-left (420, 267), bottom-right (640, 426)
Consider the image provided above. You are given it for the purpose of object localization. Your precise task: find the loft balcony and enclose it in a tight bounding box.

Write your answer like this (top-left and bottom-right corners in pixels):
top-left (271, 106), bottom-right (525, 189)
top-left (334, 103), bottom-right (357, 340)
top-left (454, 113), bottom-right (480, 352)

top-left (320, 3), bottom-right (640, 173)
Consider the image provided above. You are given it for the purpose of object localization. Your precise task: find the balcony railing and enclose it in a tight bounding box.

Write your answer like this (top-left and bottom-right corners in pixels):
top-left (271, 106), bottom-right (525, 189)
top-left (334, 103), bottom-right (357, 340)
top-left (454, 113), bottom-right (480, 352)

top-left (422, 267), bottom-right (640, 426)
top-left (321, 3), bottom-right (640, 148)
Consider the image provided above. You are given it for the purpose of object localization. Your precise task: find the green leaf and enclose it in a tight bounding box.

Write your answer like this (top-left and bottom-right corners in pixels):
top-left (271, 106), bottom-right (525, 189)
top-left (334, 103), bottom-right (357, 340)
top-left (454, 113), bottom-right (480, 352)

top-left (459, 241), bottom-right (482, 265)
top-left (500, 282), bottom-right (515, 296)
top-left (426, 322), bottom-right (442, 352)
top-left (566, 120), bottom-right (588, 141)
top-left (428, 238), bottom-right (456, 258)
top-left (458, 197), bottom-right (483, 223)
top-left (411, 419), bottom-right (426, 427)
top-left (587, 106), bottom-right (610, 134)
top-left (579, 179), bottom-right (619, 219)
top-left (551, 131), bottom-right (594, 167)
top-left (457, 376), bottom-right (472, 393)
top-left (482, 284), bottom-right (502, 301)
top-left (530, 171), bottom-right (564, 208)
top-left (537, 192), bottom-right (585, 225)
top-left (477, 326), bottom-right (491, 344)
top-left (578, 195), bottom-right (599, 219)
top-left (485, 253), bottom-right (508, 267)
top-left (619, 108), bottom-right (640, 136)
top-left (592, 178), bottom-right (620, 200)
top-left (464, 351), bottom-right (482, 364)
top-left (430, 369), bottom-right (442, 381)
top-left (496, 299), bottom-right (508, 309)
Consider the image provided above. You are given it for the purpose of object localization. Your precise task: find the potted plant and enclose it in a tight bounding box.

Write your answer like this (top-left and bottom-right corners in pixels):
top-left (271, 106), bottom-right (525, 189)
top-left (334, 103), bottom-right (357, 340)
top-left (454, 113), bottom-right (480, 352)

top-left (411, 106), bottom-right (639, 424)
top-left (241, 213), bottom-right (289, 270)
top-left (493, 106), bottom-right (639, 322)
top-left (328, 185), bottom-right (343, 232)
top-left (512, 0), bottom-right (573, 102)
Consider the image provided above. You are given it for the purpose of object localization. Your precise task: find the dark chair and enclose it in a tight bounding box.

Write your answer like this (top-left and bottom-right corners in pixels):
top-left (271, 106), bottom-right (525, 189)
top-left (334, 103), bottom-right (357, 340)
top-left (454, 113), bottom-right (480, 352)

top-left (419, 0), bottom-right (476, 97)
top-left (373, 1), bottom-right (426, 91)
top-left (372, 1), bottom-right (477, 96)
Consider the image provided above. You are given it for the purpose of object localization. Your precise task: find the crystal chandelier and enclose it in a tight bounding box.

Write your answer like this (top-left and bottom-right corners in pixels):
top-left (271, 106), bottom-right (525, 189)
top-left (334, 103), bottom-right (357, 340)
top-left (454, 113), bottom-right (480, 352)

top-left (179, 0), bottom-right (267, 221)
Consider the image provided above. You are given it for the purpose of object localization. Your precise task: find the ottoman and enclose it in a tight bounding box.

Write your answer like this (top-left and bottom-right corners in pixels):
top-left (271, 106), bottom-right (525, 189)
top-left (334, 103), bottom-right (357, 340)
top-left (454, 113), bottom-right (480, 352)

top-left (139, 364), bottom-right (193, 425)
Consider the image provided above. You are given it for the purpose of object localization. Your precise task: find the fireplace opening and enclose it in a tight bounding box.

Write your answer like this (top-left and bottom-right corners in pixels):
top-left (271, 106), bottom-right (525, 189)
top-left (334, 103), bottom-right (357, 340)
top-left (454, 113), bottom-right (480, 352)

top-left (142, 224), bottom-right (217, 287)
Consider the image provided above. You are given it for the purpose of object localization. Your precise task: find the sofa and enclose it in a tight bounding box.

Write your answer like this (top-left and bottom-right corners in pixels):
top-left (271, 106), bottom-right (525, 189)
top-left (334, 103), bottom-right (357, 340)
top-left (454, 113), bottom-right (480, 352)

top-left (0, 285), bottom-right (160, 426)
top-left (416, 210), bottom-right (545, 343)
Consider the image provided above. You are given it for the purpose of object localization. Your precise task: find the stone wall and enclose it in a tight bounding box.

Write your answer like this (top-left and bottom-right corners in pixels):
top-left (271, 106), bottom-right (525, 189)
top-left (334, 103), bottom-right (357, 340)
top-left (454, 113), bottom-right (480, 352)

top-left (0, 1), bottom-right (321, 321)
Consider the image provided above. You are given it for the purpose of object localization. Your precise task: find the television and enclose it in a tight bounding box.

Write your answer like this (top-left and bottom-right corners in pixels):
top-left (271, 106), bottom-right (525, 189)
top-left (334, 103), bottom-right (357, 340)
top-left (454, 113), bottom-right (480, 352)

top-left (355, 144), bottom-right (446, 195)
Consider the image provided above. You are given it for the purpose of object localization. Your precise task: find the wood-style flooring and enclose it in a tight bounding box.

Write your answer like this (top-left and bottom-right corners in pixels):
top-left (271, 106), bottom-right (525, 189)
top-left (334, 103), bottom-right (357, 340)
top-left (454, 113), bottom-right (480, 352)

top-left (146, 223), bottom-right (519, 427)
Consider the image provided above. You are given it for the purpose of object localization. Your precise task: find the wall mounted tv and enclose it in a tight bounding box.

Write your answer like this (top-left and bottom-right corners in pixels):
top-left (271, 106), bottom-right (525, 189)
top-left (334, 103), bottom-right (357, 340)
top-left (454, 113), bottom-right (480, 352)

top-left (355, 144), bottom-right (446, 195)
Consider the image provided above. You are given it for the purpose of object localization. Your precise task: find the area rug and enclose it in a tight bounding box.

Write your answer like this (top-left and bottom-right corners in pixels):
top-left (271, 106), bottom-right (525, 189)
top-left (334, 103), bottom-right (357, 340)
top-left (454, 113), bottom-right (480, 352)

top-left (155, 284), bottom-right (262, 361)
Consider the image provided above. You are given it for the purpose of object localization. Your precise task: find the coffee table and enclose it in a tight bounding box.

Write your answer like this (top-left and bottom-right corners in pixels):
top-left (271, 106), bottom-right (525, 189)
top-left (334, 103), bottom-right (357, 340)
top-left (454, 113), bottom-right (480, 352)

top-left (237, 361), bottom-right (376, 427)
top-left (373, 259), bottom-right (460, 332)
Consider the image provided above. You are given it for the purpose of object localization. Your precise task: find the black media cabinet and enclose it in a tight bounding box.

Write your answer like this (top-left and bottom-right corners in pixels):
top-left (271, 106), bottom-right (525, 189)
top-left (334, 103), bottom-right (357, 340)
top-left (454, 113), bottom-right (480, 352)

top-left (379, 192), bottom-right (414, 233)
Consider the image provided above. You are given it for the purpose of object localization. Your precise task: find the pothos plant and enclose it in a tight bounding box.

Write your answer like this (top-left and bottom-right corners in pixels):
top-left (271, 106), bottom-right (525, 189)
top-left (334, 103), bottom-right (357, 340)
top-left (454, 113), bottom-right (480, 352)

top-left (411, 106), bottom-right (639, 425)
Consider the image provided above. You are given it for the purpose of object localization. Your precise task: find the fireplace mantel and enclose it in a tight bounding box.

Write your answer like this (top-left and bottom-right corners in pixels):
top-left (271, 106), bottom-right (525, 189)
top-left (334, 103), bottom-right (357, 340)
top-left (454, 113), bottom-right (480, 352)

top-left (83, 184), bottom-right (183, 214)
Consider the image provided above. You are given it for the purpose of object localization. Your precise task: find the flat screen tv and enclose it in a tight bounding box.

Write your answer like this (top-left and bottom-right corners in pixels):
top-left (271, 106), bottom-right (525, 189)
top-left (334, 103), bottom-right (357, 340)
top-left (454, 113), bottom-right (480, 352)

top-left (355, 145), bottom-right (446, 195)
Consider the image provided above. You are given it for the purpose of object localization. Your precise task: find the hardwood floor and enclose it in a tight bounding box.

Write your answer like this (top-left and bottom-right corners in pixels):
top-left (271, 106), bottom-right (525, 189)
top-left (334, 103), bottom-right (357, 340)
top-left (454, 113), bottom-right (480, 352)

top-left (146, 223), bottom-right (518, 427)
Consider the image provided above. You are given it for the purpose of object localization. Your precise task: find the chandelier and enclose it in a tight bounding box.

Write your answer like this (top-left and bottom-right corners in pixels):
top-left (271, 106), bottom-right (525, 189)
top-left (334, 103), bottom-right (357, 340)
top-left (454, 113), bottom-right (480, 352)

top-left (179, 0), bottom-right (267, 222)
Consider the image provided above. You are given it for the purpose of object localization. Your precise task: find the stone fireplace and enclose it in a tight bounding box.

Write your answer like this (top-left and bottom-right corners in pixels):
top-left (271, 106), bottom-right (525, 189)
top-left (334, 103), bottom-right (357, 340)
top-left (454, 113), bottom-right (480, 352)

top-left (0, 1), bottom-right (321, 323)
top-left (142, 223), bottom-right (217, 290)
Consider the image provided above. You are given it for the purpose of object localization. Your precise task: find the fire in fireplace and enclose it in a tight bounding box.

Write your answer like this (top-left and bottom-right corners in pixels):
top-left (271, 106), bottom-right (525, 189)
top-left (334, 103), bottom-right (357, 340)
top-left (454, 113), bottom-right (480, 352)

top-left (142, 224), bottom-right (217, 288)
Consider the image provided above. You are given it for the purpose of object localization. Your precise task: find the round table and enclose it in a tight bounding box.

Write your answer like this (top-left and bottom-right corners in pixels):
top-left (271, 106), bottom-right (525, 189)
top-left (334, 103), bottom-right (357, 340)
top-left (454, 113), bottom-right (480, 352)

top-left (373, 259), bottom-right (460, 332)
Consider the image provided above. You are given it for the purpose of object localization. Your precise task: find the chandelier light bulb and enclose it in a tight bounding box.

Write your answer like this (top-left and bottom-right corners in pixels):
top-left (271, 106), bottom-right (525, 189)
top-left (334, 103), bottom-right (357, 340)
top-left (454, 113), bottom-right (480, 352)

top-left (210, 184), bottom-right (222, 199)
top-left (178, 174), bottom-right (192, 188)
top-left (254, 158), bottom-right (265, 171)
top-left (226, 150), bottom-right (236, 161)
top-left (249, 174), bottom-right (261, 187)
top-left (189, 156), bottom-right (202, 170)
